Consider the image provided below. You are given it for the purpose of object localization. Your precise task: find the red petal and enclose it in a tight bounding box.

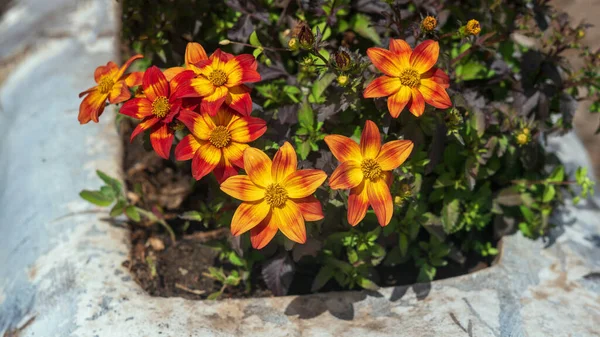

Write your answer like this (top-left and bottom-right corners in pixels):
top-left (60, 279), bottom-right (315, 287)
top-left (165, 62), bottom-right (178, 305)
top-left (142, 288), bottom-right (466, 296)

top-left (347, 181), bottom-right (369, 226)
top-left (169, 70), bottom-right (196, 96)
top-left (408, 89), bottom-right (426, 117)
top-left (419, 79), bottom-right (452, 109)
top-left (225, 85), bottom-right (253, 116)
top-left (366, 47), bottom-right (402, 77)
top-left (174, 134), bottom-right (201, 161)
top-left (191, 141), bottom-right (222, 180)
top-left (250, 214), bottom-right (279, 249)
top-left (142, 66), bottom-right (170, 101)
top-left (324, 135), bottom-right (362, 163)
top-left (213, 156), bottom-right (241, 184)
top-left (363, 76), bottom-right (401, 98)
top-left (367, 178), bottom-right (394, 226)
top-left (149, 123), bottom-right (175, 159)
top-left (387, 86), bottom-right (411, 118)
top-left (130, 117), bottom-right (161, 141)
top-left (293, 196), bottom-right (324, 222)
top-left (120, 97), bottom-right (153, 119)
top-left (410, 40), bottom-right (439, 73)
top-left (376, 140), bottom-right (414, 171)
top-left (329, 160), bottom-right (364, 190)
top-left (271, 142), bottom-right (297, 183)
top-left (185, 42), bottom-right (208, 67)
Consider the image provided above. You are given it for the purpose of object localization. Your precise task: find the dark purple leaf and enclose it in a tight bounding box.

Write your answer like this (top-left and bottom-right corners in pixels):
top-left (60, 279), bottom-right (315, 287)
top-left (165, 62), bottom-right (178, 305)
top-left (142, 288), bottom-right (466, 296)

top-left (262, 251), bottom-right (295, 296)
top-left (278, 104), bottom-right (300, 125)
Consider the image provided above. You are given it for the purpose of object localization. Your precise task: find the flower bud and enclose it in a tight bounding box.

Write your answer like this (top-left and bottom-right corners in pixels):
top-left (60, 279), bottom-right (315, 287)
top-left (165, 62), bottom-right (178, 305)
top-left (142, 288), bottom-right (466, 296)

top-left (515, 128), bottom-right (531, 146)
top-left (219, 39), bottom-right (231, 45)
top-left (288, 37), bottom-right (299, 50)
top-left (465, 19), bottom-right (481, 36)
top-left (295, 22), bottom-right (315, 49)
top-left (331, 50), bottom-right (352, 71)
top-left (421, 16), bottom-right (438, 33)
top-left (337, 75), bottom-right (349, 86)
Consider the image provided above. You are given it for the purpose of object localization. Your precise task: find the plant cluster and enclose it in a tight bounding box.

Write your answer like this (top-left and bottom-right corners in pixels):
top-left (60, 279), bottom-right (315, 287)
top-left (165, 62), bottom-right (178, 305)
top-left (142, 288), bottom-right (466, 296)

top-left (78, 0), bottom-right (598, 297)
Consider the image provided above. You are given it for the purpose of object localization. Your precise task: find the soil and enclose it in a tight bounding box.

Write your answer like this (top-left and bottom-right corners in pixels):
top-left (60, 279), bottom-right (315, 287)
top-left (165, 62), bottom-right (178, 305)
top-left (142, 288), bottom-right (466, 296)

top-left (118, 119), bottom-right (497, 300)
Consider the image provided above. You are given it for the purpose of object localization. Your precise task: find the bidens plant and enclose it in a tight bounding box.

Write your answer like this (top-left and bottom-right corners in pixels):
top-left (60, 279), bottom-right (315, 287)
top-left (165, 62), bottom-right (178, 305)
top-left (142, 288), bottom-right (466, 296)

top-left (78, 0), bottom-right (598, 298)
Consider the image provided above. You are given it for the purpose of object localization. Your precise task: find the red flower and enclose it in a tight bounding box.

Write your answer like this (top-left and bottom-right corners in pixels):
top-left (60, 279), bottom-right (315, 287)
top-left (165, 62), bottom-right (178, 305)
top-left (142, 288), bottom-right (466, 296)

top-left (119, 66), bottom-right (196, 159)
top-left (78, 54), bottom-right (143, 124)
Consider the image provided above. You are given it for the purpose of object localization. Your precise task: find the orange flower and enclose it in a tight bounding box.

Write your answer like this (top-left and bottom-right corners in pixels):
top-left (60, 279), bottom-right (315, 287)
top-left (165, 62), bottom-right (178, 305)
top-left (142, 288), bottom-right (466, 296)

top-left (220, 143), bottom-right (327, 249)
top-left (119, 66), bottom-right (196, 159)
top-left (325, 120), bottom-right (414, 227)
top-left (176, 42), bottom-right (261, 116)
top-left (78, 54), bottom-right (143, 124)
top-left (175, 107), bottom-right (267, 183)
top-left (364, 39), bottom-right (451, 118)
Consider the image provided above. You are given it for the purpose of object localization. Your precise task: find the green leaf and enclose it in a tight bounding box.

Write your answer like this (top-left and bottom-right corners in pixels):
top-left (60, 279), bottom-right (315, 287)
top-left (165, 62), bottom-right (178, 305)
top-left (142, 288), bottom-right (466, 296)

top-left (347, 249), bottom-right (358, 264)
top-left (548, 166), bottom-right (565, 182)
top-left (207, 292), bottom-right (222, 300)
top-left (417, 264), bottom-right (436, 283)
top-left (313, 22), bottom-right (331, 41)
top-left (109, 200), bottom-right (127, 217)
top-left (298, 100), bottom-right (314, 129)
top-left (399, 233), bottom-right (409, 257)
top-left (519, 206), bottom-right (535, 223)
top-left (298, 141), bottom-right (311, 160)
top-left (542, 185), bottom-right (556, 203)
top-left (228, 252), bottom-right (245, 267)
top-left (356, 276), bottom-right (379, 291)
top-left (441, 199), bottom-right (461, 234)
top-left (351, 14), bottom-right (381, 45)
top-left (311, 72), bottom-right (336, 102)
top-left (96, 170), bottom-right (123, 196)
top-left (125, 205), bottom-right (141, 222)
top-left (179, 211), bottom-right (203, 221)
top-left (249, 31), bottom-right (261, 46)
top-left (311, 266), bottom-right (334, 292)
top-left (80, 190), bottom-right (114, 207)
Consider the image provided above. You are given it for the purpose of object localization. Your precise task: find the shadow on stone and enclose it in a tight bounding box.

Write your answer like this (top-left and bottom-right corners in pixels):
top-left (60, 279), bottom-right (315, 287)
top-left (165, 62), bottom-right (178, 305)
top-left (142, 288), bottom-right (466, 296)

top-left (284, 291), bottom-right (370, 320)
top-left (389, 282), bottom-right (431, 302)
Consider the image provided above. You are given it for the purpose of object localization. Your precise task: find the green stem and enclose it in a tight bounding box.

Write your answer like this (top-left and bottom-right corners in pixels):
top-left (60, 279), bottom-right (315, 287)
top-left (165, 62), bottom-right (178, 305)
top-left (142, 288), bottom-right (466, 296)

top-left (136, 207), bottom-right (177, 243)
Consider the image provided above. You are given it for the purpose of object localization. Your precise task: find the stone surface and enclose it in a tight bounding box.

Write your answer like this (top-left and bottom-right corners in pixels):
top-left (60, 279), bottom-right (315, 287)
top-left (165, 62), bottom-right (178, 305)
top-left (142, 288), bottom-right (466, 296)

top-left (1, 1), bottom-right (599, 336)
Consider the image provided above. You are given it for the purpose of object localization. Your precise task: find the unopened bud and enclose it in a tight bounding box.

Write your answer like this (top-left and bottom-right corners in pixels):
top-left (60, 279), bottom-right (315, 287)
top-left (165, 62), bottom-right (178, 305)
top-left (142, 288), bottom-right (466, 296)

top-left (219, 39), bottom-right (231, 45)
top-left (421, 16), bottom-right (438, 33)
top-left (331, 50), bottom-right (352, 71)
top-left (295, 22), bottom-right (315, 49)
top-left (465, 19), bottom-right (481, 36)
top-left (337, 75), bottom-right (349, 86)
top-left (288, 37), bottom-right (298, 50)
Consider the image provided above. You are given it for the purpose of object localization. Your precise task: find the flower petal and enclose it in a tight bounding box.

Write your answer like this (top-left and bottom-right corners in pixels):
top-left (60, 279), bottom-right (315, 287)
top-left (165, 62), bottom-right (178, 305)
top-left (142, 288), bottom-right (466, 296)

top-left (174, 134), bottom-right (201, 161)
top-left (387, 86), bottom-right (411, 118)
top-left (324, 135), bottom-right (361, 163)
top-left (223, 58), bottom-right (243, 87)
top-left (272, 142), bottom-right (297, 183)
top-left (421, 67), bottom-right (450, 89)
top-left (78, 90), bottom-right (107, 124)
top-left (225, 85), bottom-right (253, 116)
top-left (230, 201), bottom-right (270, 236)
top-left (177, 109), bottom-right (214, 140)
top-left (120, 97), bottom-right (153, 119)
top-left (220, 175), bottom-right (265, 201)
top-left (376, 140), bottom-right (414, 171)
top-left (408, 88), bottom-right (426, 117)
top-left (410, 40), bottom-right (439, 73)
top-left (94, 61), bottom-right (118, 82)
top-left (123, 71), bottom-right (143, 87)
top-left (143, 66), bottom-right (170, 101)
top-left (363, 76), bottom-right (401, 98)
top-left (235, 54), bottom-right (261, 83)
top-left (190, 77), bottom-right (215, 97)
top-left (250, 213), bottom-right (279, 249)
top-left (293, 196), bottom-right (324, 222)
top-left (213, 156), bottom-right (240, 184)
top-left (273, 202), bottom-right (306, 244)
top-left (163, 67), bottom-right (185, 81)
top-left (150, 123), bottom-right (174, 160)
top-left (389, 39), bottom-right (412, 68)
top-left (228, 114), bottom-right (267, 143)
top-left (222, 141), bottom-right (248, 168)
top-left (115, 54), bottom-right (144, 80)
top-left (185, 42), bottom-right (208, 67)
top-left (201, 87), bottom-right (228, 116)
top-left (130, 117), bottom-right (161, 141)
top-left (243, 147), bottom-right (273, 187)
top-left (347, 181), bottom-right (369, 226)
top-left (367, 178), bottom-right (394, 226)
top-left (169, 70), bottom-right (196, 95)
top-left (191, 141), bottom-right (222, 180)
top-left (360, 120), bottom-right (381, 159)
top-left (110, 81), bottom-right (130, 104)
top-left (366, 47), bottom-right (402, 77)
top-left (329, 160), bottom-right (364, 190)
top-left (419, 79), bottom-right (452, 109)
top-left (283, 169), bottom-right (327, 199)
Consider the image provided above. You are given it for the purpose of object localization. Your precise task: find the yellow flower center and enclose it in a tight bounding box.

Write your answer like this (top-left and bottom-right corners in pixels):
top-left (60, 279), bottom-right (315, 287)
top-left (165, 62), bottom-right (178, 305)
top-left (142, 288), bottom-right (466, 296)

top-left (361, 159), bottom-right (383, 180)
top-left (466, 19), bottom-right (481, 35)
top-left (516, 133), bottom-right (529, 146)
top-left (264, 183), bottom-right (288, 208)
top-left (421, 16), bottom-right (437, 32)
top-left (151, 96), bottom-right (170, 118)
top-left (98, 76), bottom-right (114, 94)
top-left (399, 68), bottom-right (421, 88)
top-left (209, 125), bottom-right (231, 148)
top-left (208, 69), bottom-right (227, 86)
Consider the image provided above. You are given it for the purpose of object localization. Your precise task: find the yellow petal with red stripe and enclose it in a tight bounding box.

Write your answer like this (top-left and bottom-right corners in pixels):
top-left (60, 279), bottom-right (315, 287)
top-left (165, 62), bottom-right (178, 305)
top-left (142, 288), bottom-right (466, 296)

top-left (213, 155), bottom-right (240, 184)
top-left (94, 61), bottom-right (118, 82)
top-left (273, 202), bottom-right (306, 244)
top-left (142, 66), bottom-right (170, 101)
top-left (78, 90), bottom-right (108, 124)
top-left (283, 169), bottom-right (327, 199)
top-left (410, 40), bottom-right (439, 74)
top-left (228, 114), bottom-right (267, 143)
top-left (149, 123), bottom-right (174, 160)
top-left (243, 147), bottom-right (273, 187)
top-left (220, 175), bottom-right (265, 202)
top-left (177, 109), bottom-right (214, 140)
top-left (329, 160), bottom-right (363, 190)
top-left (223, 57), bottom-right (243, 87)
top-left (123, 71), bottom-right (143, 87)
top-left (347, 181), bottom-right (369, 226)
top-left (387, 86), bottom-right (411, 118)
top-left (185, 42), bottom-right (208, 67)
top-left (360, 120), bottom-right (381, 159)
top-left (324, 135), bottom-right (361, 163)
top-left (376, 140), bottom-right (414, 171)
top-left (191, 140), bottom-right (222, 180)
top-left (271, 142), bottom-right (297, 183)
top-left (169, 70), bottom-right (196, 95)
top-left (421, 67), bottom-right (450, 89)
top-left (230, 200), bottom-right (270, 236)
top-left (389, 39), bottom-right (412, 68)
top-left (174, 134), bottom-right (201, 161)
top-left (366, 47), bottom-right (402, 77)
top-left (419, 79), bottom-right (452, 109)
top-left (408, 88), bottom-right (426, 117)
top-left (293, 196), bottom-right (324, 222)
top-left (222, 141), bottom-right (248, 169)
top-left (130, 117), bottom-right (161, 141)
top-left (363, 76), bottom-right (401, 98)
top-left (225, 85), bottom-right (253, 116)
top-left (201, 86), bottom-right (228, 116)
top-left (250, 213), bottom-right (279, 249)
top-left (367, 178), bottom-right (393, 226)
top-left (108, 80), bottom-right (131, 104)
top-left (120, 97), bottom-right (153, 119)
